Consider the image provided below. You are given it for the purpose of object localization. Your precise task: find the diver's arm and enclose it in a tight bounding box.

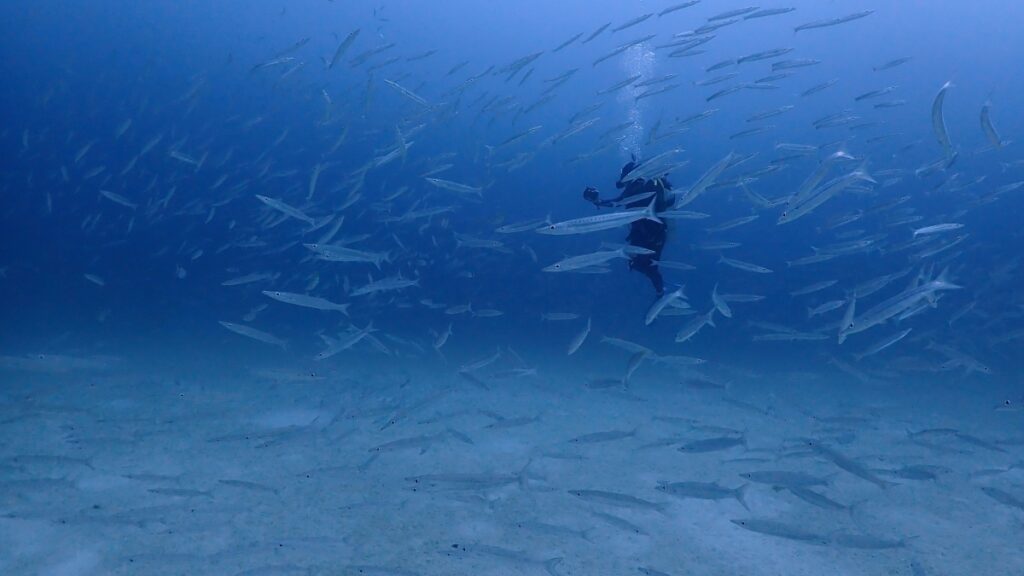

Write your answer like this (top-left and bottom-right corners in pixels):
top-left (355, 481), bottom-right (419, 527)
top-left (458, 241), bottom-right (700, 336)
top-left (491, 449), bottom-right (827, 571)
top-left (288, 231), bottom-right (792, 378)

top-left (605, 184), bottom-right (644, 205)
top-left (583, 186), bottom-right (617, 208)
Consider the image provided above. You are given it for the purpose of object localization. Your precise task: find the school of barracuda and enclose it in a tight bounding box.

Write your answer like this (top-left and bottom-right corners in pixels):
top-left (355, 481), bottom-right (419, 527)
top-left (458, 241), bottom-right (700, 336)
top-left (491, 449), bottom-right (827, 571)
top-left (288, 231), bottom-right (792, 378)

top-left (1, 2), bottom-right (1022, 575)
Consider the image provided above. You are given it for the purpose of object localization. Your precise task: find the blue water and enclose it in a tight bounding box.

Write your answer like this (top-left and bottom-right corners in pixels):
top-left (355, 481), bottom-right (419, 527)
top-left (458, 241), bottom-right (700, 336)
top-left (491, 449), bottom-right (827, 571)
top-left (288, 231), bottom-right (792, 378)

top-left (1, 2), bottom-right (1022, 574)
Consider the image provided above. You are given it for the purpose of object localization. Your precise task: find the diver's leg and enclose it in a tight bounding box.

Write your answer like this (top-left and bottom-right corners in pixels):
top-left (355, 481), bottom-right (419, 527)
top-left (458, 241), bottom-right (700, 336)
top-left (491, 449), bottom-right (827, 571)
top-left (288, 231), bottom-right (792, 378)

top-left (627, 221), bottom-right (668, 295)
top-left (649, 266), bottom-right (665, 295)
top-left (630, 256), bottom-right (665, 296)
top-left (651, 223), bottom-right (668, 258)
top-left (642, 224), bottom-right (667, 295)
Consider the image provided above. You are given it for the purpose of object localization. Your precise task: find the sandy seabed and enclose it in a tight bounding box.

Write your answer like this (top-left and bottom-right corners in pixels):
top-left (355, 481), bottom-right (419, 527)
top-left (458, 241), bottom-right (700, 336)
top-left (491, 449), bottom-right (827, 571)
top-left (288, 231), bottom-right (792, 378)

top-left (1, 355), bottom-right (1021, 576)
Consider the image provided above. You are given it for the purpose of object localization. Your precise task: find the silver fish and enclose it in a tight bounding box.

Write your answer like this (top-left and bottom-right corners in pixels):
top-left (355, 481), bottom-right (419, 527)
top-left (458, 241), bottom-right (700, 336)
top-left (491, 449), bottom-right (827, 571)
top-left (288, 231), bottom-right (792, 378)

top-left (913, 223), bottom-right (963, 237)
top-left (645, 285), bottom-right (687, 325)
top-left (794, 10), bottom-right (874, 33)
top-left (674, 151), bottom-right (737, 207)
top-left (262, 290), bottom-right (349, 314)
top-left (329, 29), bottom-right (360, 69)
top-left (538, 197), bottom-right (661, 235)
top-left (719, 256), bottom-right (772, 274)
top-left (568, 489), bottom-right (667, 511)
top-left (255, 194), bottom-right (315, 226)
top-left (656, 481), bottom-right (748, 509)
top-left (568, 317), bottom-right (591, 355)
top-left (711, 284), bottom-right (733, 318)
top-left (424, 177), bottom-right (483, 196)
top-left (675, 309), bottom-right (716, 342)
top-left (544, 246), bottom-right (652, 272)
top-left (731, 518), bottom-right (828, 543)
top-left (305, 243), bottom-right (389, 267)
top-left (350, 275), bottom-right (419, 296)
top-left (679, 435), bottom-right (745, 453)
top-left (931, 81), bottom-right (955, 160)
top-left (981, 486), bottom-right (1024, 511)
top-left (740, 470), bottom-right (829, 489)
top-left (569, 429), bottom-right (637, 444)
top-left (980, 102), bottom-right (1007, 149)
top-left (218, 321), bottom-right (286, 348)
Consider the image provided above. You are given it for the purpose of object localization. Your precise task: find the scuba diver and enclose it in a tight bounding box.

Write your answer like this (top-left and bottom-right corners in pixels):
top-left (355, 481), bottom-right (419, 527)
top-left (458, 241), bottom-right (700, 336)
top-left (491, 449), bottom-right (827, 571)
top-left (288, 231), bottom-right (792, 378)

top-left (583, 157), bottom-right (672, 296)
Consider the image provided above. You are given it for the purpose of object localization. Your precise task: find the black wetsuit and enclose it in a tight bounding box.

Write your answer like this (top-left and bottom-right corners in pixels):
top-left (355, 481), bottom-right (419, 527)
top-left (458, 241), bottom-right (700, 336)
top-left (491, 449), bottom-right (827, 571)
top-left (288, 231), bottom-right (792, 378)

top-left (585, 162), bottom-right (671, 295)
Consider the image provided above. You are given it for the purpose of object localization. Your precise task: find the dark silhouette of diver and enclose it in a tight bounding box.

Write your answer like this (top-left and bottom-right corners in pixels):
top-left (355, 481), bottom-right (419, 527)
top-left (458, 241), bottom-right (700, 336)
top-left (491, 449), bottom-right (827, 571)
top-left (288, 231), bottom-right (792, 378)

top-left (584, 158), bottom-right (671, 296)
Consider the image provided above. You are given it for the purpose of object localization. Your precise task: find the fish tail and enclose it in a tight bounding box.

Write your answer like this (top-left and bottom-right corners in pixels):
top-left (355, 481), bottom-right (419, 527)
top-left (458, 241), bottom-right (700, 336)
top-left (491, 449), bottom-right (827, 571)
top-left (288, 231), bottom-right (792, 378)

top-left (736, 483), bottom-right (751, 511)
top-left (516, 458), bottom-right (546, 492)
top-left (847, 498), bottom-right (869, 519)
top-left (644, 196), bottom-right (663, 224)
top-left (433, 346), bottom-right (448, 366)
